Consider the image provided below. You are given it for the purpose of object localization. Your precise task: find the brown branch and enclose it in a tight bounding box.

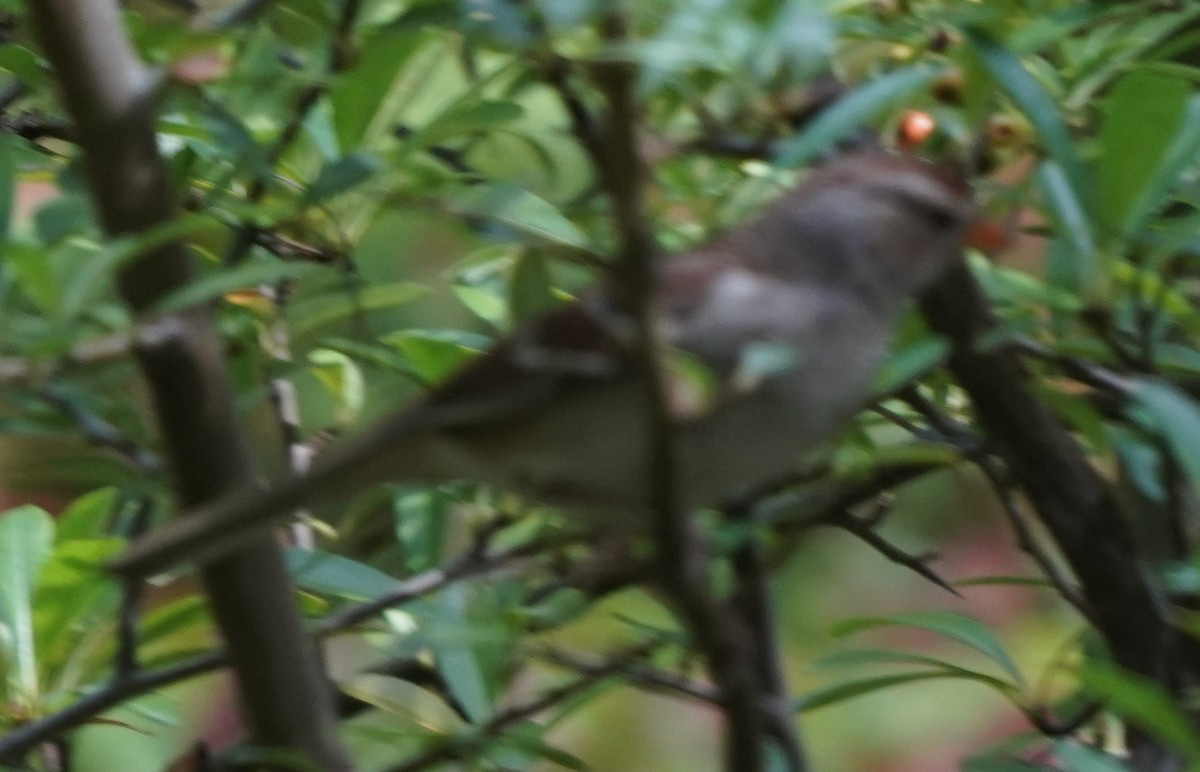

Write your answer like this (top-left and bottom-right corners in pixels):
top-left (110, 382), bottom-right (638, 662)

top-left (23, 2), bottom-right (349, 768)
top-left (573, 12), bottom-right (776, 771)
top-left (919, 263), bottom-right (1185, 764)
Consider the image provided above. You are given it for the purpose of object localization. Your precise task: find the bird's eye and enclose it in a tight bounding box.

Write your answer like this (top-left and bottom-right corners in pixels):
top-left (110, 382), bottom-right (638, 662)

top-left (907, 198), bottom-right (961, 230)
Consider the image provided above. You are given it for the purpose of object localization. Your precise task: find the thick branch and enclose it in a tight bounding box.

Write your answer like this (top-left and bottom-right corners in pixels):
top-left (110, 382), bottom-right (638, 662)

top-left (920, 264), bottom-right (1184, 758)
top-left (24, 2), bottom-right (348, 768)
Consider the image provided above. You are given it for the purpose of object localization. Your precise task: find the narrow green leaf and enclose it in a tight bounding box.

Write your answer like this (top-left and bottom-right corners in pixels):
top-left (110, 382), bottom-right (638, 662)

top-left (1035, 161), bottom-right (1101, 299)
top-left (1127, 379), bottom-right (1200, 491)
top-left (452, 184), bottom-right (590, 249)
top-left (0, 135), bottom-right (15, 240)
top-left (287, 281), bottom-right (429, 335)
top-left (304, 152), bottom-right (384, 204)
top-left (419, 100), bottom-right (524, 146)
top-left (1078, 662), bottom-right (1200, 760)
top-left (340, 673), bottom-right (464, 730)
top-left (968, 31), bottom-right (1088, 211)
top-left (0, 506), bottom-right (54, 704)
top-left (155, 259), bottom-right (322, 314)
top-left (795, 671), bottom-right (955, 712)
top-left (435, 584), bottom-right (492, 724)
top-left (775, 63), bottom-right (943, 168)
top-left (832, 610), bottom-right (1024, 683)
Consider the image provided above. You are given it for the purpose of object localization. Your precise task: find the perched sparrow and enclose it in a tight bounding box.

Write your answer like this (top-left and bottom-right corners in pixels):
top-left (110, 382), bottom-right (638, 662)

top-left (114, 152), bottom-right (982, 576)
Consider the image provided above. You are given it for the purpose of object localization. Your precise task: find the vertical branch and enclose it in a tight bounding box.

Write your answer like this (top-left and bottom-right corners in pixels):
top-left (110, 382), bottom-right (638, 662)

top-left (24, 2), bottom-right (349, 768)
top-left (580, 9), bottom-right (776, 771)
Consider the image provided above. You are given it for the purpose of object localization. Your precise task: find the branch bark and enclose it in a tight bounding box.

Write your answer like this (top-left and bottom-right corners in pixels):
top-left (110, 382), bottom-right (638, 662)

top-left (920, 263), bottom-right (1187, 768)
top-left (24, 1), bottom-right (348, 768)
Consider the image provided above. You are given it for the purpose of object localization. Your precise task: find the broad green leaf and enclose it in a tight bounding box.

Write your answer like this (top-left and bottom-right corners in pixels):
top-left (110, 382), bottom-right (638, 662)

top-left (873, 337), bottom-right (951, 395)
top-left (832, 610), bottom-right (1023, 683)
top-left (286, 549), bottom-right (402, 601)
top-left (775, 63), bottom-right (944, 168)
top-left (1078, 662), bottom-right (1200, 760)
top-left (509, 253), bottom-right (556, 323)
top-left (340, 673), bottom-right (464, 730)
top-left (35, 538), bottom-right (122, 694)
top-left (155, 259), bottom-right (323, 314)
top-left (1097, 69), bottom-right (1190, 235)
top-left (452, 184), bottom-right (589, 249)
top-left (54, 487), bottom-right (121, 543)
top-left (5, 243), bottom-right (60, 313)
top-left (304, 152), bottom-right (384, 204)
top-left (489, 725), bottom-right (588, 771)
top-left (418, 100), bottom-right (524, 146)
top-left (1127, 379), bottom-right (1200, 491)
top-left (1120, 95), bottom-right (1200, 238)
top-left (308, 348), bottom-right (365, 423)
top-left (382, 328), bottom-right (488, 384)
top-left (330, 31), bottom-right (427, 148)
top-left (287, 281), bottom-right (429, 335)
top-left (392, 485), bottom-right (449, 574)
top-left (1054, 740), bottom-right (1132, 772)
top-left (453, 283), bottom-right (509, 327)
top-left (1109, 424), bottom-right (1167, 504)
top-left (0, 506), bottom-right (54, 705)
top-left (968, 31), bottom-right (1088, 211)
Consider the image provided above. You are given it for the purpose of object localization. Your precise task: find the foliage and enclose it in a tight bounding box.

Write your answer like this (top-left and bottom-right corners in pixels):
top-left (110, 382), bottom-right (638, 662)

top-left (3, 0), bottom-right (1200, 770)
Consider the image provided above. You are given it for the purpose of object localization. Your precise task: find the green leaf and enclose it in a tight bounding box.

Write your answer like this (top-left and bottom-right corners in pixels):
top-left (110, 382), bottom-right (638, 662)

top-left (419, 100), bottom-right (524, 146)
top-left (330, 31), bottom-right (427, 148)
top-left (286, 549), bottom-right (402, 601)
top-left (393, 485), bottom-right (449, 574)
top-left (795, 671), bottom-right (956, 712)
top-left (775, 63), bottom-right (944, 168)
top-left (508, 253), bottom-right (556, 323)
top-left (155, 259), bottom-right (322, 314)
top-left (1053, 741), bottom-right (1130, 772)
top-left (1035, 161), bottom-right (1102, 299)
top-left (873, 337), bottom-right (950, 394)
top-left (304, 152), bottom-right (384, 204)
top-left (452, 184), bottom-right (589, 249)
top-left (0, 135), bottom-right (14, 241)
top-left (308, 348), bottom-right (365, 423)
top-left (1127, 379), bottom-right (1200, 491)
top-left (968, 31), bottom-right (1088, 211)
top-left (832, 610), bottom-right (1024, 683)
top-left (340, 673), bottom-right (464, 730)
top-left (1097, 69), bottom-right (1191, 236)
top-left (287, 282), bottom-right (429, 335)
top-left (0, 506), bottom-right (54, 705)
top-left (434, 584), bottom-right (492, 724)
top-left (961, 760), bottom-right (1050, 772)
top-left (1078, 661), bottom-right (1200, 760)
top-left (814, 648), bottom-right (1020, 696)
top-left (382, 328), bottom-right (487, 384)
top-left (54, 487), bottom-right (121, 543)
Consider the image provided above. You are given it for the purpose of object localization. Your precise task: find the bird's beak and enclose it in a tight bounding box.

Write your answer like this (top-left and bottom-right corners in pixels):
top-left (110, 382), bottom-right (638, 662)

top-left (965, 216), bottom-right (1008, 256)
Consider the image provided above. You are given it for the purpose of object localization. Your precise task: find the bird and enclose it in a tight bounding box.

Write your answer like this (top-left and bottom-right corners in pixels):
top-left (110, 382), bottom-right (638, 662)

top-left (112, 152), bottom-right (985, 577)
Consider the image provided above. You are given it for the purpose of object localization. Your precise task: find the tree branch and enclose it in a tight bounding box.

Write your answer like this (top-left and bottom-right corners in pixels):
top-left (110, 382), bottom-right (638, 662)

top-left (23, 2), bottom-right (348, 768)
